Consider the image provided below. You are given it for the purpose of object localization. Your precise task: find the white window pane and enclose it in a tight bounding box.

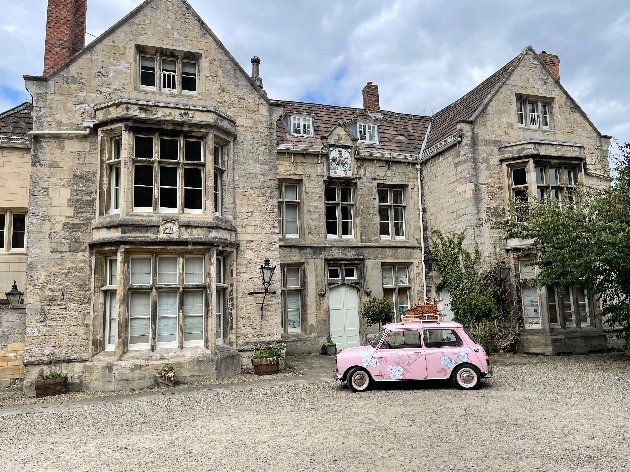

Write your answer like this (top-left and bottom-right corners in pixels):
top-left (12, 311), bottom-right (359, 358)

top-left (397, 266), bottom-right (409, 285)
top-left (216, 289), bottom-right (224, 342)
top-left (382, 267), bottom-right (394, 286)
top-left (344, 267), bottom-right (356, 279)
top-left (157, 292), bottom-right (178, 344)
top-left (286, 268), bottom-right (300, 288)
top-left (158, 257), bottom-right (178, 284)
top-left (184, 316), bottom-right (204, 342)
top-left (184, 291), bottom-right (204, 315)
top-left (131, 258), bottom-right (151, 285)
top-left (107, 292), bottom-right (117, 346)
top-left (215, 257), bottom-right (224, 284)
top-left (185, 256), bottom-right (204, 284)
top-left (108, 258), bottom-right (118, 286)
top-left (285, 184), bottom-right (298, 200)
top-left (328, 267), bottom-right (340, 279)
top-left (182, 62), bottom-right (196, 74)
top-left (287, 291), bottom-right (301, 332)
top-left (129, 292), bottom-right (151, 345)
top-left (285, 204), bottom-right (298, 236)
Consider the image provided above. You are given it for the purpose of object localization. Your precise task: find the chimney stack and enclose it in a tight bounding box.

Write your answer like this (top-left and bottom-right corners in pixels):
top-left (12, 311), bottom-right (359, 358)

top-left (539, 51), bottom-right (560, 81)
top-left (251, 56), bottom-right (263, 88)
top-left (43, 0), bottom-right (88, 76)
top-left (362, 82), bottom-right (380, 113)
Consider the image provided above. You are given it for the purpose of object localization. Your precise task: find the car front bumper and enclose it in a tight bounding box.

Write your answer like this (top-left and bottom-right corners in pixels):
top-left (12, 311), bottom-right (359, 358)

top-left (333, 371), bottom-right (343, 381)
top-left (483, 366), bottom-right (493, 378)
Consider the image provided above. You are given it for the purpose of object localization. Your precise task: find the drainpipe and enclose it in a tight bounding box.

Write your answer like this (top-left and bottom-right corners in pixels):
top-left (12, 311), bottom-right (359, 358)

top-left (27, 121), bottom-right (95, 140)
top-left (417, 123), bottom-right (431, 303)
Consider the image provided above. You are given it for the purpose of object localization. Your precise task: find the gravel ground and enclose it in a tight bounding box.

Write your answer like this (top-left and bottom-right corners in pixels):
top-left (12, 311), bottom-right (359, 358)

top-left (1, 354), bottom-right (629, 472)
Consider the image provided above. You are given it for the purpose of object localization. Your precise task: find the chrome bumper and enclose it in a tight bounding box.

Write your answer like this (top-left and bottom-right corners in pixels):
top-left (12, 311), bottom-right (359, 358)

top-left (483, 366), bottom-right (493, 379)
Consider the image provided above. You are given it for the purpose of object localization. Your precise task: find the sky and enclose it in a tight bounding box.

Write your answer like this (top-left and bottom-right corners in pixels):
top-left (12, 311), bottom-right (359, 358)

top-left (0, 0), bottom-right (629, 146)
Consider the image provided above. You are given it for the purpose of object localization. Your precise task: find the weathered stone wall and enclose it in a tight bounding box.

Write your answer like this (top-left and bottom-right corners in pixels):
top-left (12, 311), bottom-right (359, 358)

top-left (23, 0), bottom-right (279, 385)
top-left (0, 306), bottom-right (26, 398)
top-left (0, 145), bottom-right (30, 294)
top-left (278, 148), bottom-right (424, 349)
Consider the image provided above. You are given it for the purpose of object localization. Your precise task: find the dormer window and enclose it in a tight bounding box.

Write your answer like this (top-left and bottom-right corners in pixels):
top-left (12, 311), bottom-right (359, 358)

top-left (516, 99), bottom-right (551, 129)
top-left (291, 116), bottom-right (313, 137)
top-left (358, 123), bottom-right (378, 144)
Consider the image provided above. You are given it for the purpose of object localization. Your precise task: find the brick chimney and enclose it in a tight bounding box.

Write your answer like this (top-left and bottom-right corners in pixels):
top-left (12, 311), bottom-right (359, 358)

top-left (43, 0), bottom-right (88, 76)
top-left (539, 51), bottom-right (560, 81)
top-left (362, 82), bottom-right (380, 113)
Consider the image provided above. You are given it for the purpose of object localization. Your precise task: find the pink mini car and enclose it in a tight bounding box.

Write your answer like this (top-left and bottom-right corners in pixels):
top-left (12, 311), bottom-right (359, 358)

top-left (334, 321), bottom-right (492, 391)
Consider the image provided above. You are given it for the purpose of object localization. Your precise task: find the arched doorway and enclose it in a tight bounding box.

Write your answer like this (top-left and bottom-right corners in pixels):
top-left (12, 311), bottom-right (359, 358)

top-left (329, 285), bottom-right (360, 350)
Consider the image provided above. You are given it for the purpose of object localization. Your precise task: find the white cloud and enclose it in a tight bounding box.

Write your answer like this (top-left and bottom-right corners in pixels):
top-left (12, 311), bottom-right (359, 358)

top-left (0, 0), bottom-right (628, 144)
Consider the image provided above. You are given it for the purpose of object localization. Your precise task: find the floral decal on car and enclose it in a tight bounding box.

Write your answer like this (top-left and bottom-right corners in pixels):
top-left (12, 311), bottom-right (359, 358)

top-left (360, 348), bottom-right (378, 368)
top-left (387, 365), bottom-right (404, 380)
top-left (438, 350), bottom-right (470, 374)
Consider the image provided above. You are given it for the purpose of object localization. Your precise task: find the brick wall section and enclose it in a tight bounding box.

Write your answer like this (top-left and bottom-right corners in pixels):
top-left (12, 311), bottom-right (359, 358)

top-left (362, 82), bottom-right (380, 113)
top-left (538, 51), bottom-right (560, 80)
top-left (43, 0), bottom-right (87, 75)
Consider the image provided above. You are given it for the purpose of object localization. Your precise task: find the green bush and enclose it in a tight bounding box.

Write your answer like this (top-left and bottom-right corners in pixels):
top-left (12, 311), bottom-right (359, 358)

top-left (361, 297), bottom-right (394, 327)
top-left (253, 346), bottom-right (284, 359)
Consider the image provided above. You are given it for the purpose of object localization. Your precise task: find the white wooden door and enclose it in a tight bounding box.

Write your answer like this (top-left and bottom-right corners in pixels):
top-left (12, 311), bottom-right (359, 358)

top-left (329, 286), bottom-right (360, 350)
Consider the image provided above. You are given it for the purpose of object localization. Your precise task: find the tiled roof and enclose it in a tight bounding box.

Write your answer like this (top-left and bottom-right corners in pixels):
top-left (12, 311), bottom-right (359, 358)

top-left (274, 101), bottom-right (431, 156)
top-left (426, 53), bottom-right (523, 149)
top-left (0, 102), bottom-right (33, 139)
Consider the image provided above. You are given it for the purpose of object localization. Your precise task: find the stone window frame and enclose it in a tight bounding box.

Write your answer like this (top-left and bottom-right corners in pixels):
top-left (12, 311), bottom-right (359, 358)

top-left (518, 259), bottom-right (593, 330)
top-left (381, 264), bottom-right (411, 321)
top-left (125, 253), bottom-right (208, 351)
top-left (507, 158), bottom-right (582, 205)
top-left (327, 262), bottom-right (361, 285)
top-left (214, 143), bottom-right (227, 216)
top-left (137, 49), bottom-right (198, 95)
top-left (281, 264), bottom-right (303, 334)
top-left (378, 185), bottom-right (407, 239)
top-left (215, 255), bottom-right (227, 345)
top-left (358, 122), bottom-right (379, 144)
top-left (325, 183), bottom-right (355, 239)
top-left (290, 115), bottom-right (314, 138)
top-left (278, 180), bottom-right (301, 239)
top-left (131, 132), bottom-right (205, 215)
top-left (0, 211), bottom-right (27, 252)
top-left (516, 96), bottom-right (552, 130)
top-left (104, 256), bottom-right (118, 351)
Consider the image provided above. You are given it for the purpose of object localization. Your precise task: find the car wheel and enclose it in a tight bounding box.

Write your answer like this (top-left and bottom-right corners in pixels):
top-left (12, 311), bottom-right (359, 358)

top-left (347, 367), bottom-right (371, 392)
top-left (452, 364), bottom-right (481, 390)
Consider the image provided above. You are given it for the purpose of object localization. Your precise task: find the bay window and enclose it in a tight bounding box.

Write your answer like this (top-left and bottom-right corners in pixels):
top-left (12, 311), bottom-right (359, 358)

top-left (132, 134), bottom-right (204, 214)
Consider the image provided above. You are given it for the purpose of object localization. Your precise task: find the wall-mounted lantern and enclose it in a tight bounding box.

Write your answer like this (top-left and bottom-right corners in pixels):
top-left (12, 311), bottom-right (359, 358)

top-left (248, 259), bottom-right (276, 317)
top-left (497, 260), bottom-right (511, 282)
top-left (5, 281), bottom-right (24, 308)
top-left (423, 251), bottom-right (439, 272)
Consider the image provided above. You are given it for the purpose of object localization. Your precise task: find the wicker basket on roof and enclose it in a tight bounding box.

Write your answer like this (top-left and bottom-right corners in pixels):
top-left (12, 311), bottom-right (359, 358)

top-left (402, 304), bottom-right (439, 321)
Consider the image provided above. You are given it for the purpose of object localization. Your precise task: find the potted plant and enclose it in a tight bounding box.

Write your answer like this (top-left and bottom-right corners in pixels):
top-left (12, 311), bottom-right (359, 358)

top-left (361, 297), bottom-right (395, 330)
top-left (251, 345), bottom-right (284, 375)
top-left (156, 363), bottom-right (178, 387)
top-left (320, 336), bottom-right (337, 356)
top-left (34, 371), bottom-right (68, 398)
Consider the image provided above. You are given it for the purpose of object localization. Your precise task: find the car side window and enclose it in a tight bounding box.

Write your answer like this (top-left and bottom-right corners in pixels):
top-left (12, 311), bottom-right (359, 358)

top-left (382, 330), bottom-right (421, 348)
top-left (423, 329), bottom-right (463, 348)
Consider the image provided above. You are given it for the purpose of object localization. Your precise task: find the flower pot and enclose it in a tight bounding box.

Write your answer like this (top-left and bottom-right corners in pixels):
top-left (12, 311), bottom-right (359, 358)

top-left (251, 357), bottom-right (280, 375)
top-left (34, 377), bottom-right (68, 398)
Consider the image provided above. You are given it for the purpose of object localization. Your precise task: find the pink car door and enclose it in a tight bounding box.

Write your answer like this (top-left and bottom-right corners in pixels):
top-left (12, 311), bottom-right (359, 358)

top-left (423, 328), bottom-right (470, 379)
top-left (372, 329), bottom-right (427, 381)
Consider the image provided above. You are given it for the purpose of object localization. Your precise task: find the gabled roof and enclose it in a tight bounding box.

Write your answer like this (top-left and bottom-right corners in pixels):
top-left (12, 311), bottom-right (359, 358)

top-left (24, 0), bottom-right (269, 103)
top-left (275, 101), bottom-right (431, 156)
top-left (0, 102), bottom-right (33, 139)
top-left (426, 52), bottom-right (524, 150)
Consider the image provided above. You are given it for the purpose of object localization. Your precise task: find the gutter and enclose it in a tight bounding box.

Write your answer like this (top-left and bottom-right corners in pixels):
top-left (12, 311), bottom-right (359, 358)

top-left (417, 122), bottom-right (431, 303)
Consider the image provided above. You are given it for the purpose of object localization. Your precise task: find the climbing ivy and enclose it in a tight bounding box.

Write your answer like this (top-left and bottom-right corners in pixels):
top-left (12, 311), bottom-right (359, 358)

top-left (430, 230), bottom-right (516, 352)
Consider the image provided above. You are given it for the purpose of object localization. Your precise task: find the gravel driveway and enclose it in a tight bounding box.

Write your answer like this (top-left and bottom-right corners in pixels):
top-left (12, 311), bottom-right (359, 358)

top-left (1, 354), bottom-right (629, 472)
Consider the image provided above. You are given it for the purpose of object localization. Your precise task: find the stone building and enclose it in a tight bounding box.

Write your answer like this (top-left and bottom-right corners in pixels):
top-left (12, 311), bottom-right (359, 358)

top-left (422, 48), bottom-right (611, 354)
top-left (0, 0), bottom-right (613, 395)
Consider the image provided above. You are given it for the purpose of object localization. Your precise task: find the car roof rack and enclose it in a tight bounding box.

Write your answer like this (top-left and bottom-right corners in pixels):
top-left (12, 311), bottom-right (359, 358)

top-left (401, 304), bottom-right (443, 324)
